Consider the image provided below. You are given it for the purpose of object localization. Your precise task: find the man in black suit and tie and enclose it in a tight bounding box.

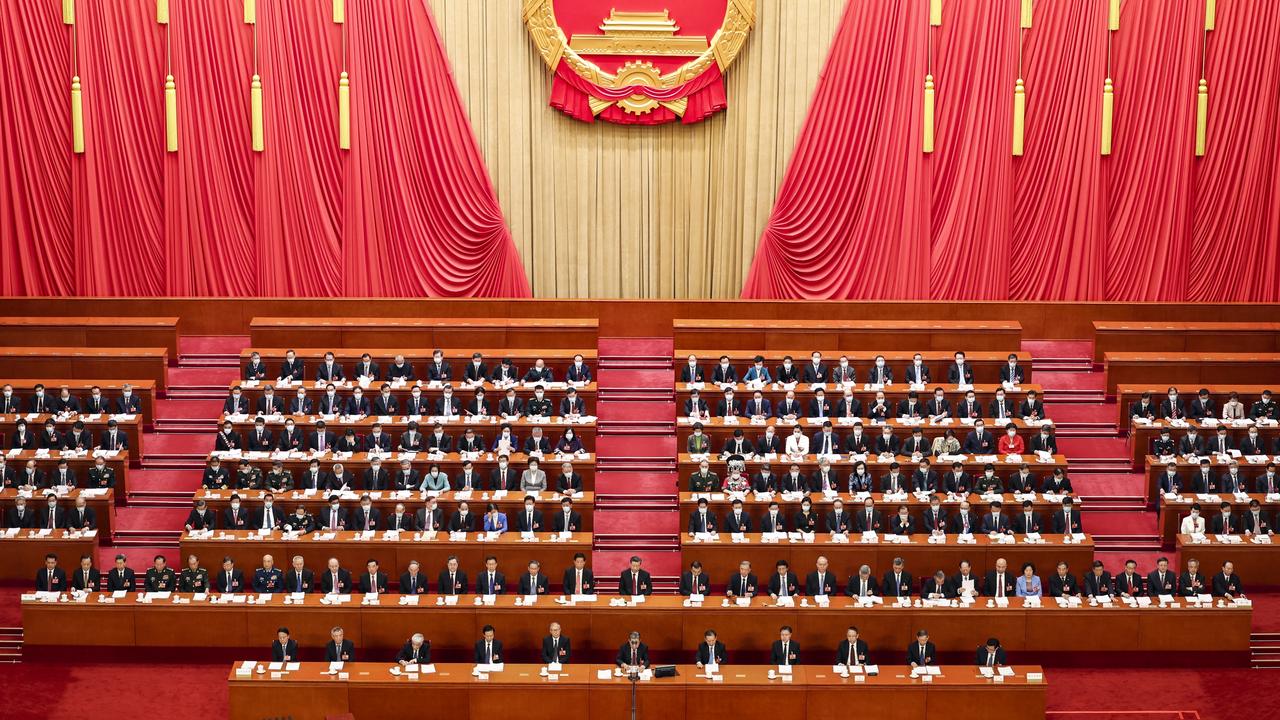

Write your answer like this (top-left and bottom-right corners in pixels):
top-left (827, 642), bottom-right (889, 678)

top-left (321, 557), bottom-right (353, 594)
top-left (805, 556), bottom-right (837, 597)
top-left (837, 626), bottom-right (870, 666)
top-left (394, 634), bottom-right (429, 666)
top-left (99, 420), bottom-right (128, 451)
top-left (542, 623), bottom-right (571, 664)
top-left (518, 560), bottom-right (549, 595)
top-left (984, 558), bottom-right (1015, 599)
top-left (618, 556), bottom-right (652, 596)
top-left (67, 497), bottom-right (95, 531)
top-left (847, 565), bottom-right (879, 598)
top-left (1146, 557), bottom-right (1176, 597)
top-left (696, 629), bottom-right (727, 667)
top-left (37, 495), bottom-right (65, 531)
top-left (771, 626), bottom-right (800, 666)
top-left (726, 560), bottom-right (758, 599)
top-left (271, 627), bottom-right (298, 662)
top-left (325, 626), bottom-right (355, 662)
top-left (36, 553), bottom-right (67, 592)
top-left (284, 555), bottom-right (314, 593)
top-left (1083, 560), bottom-right (1114, 598)
top-left (563, 553), bottom-right (594, 596)
top-left (680, 561), bottom-right (710, 597)
top-left (982, 502), bottom-right (1010, 534)
top-left (882, 557), bottom-right (913, 598)
top-left (106, 554), bottom-right (137, 592)
top-left (907, 629), bottom-right (937, 667)
top-left (724, 500), bottom-right (750, 533)
top-left (223, 494), bottom-right (249, 530)
top-left (437, 556), bottom-right (467, 595)
top-left (976, 638), bottom-right (1006, 667)
top-left (358, 560), bottom-right (388, 594)
top-left (477, 556), bottom-right (505, 595)
top-left (688, 499), bottom-right (717, 535)
top-left (215, 556), bottom-right (246, 593)
top-left (617, 632), bottom-right (649, 670)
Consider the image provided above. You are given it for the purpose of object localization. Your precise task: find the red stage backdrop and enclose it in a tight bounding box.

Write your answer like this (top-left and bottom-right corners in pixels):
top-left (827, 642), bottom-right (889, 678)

top-left (0, 0), bottom-right (529, 297)
top-left (744, 0), bottom-right (1280, 302)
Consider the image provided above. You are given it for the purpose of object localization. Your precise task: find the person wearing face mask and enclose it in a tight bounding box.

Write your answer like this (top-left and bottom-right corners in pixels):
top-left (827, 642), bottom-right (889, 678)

top-left (1243, 499), bottom-right (1273, 536)
top-left (1028, 425), bottom-right (1058, 455)
top-left (930, 428), bottom-right (960, 457)
top-left (963, 421), bottom-right (994, 453)
top-left (945, 462), bottom-right (972, 494)
top-left (62, 420), bottom-right (92, 451)
top-left (223, 386), bottom-right (250, 415)
top-left (836, 391), bottom-right (861, 419)
top-left (743, 355), bottom-right (772, 384)
top-left (947, 352), bottom-right (974, 385)
top-left (53, 387), bottom-right (80, 414)
top-left (998, 425), bottom-right (1024, 454)
top-left (1161, 387), bottom-right (1186, 420)
top-left (867, 392), bottom-right (890, 421)
top-left (1018, 390), bottom-right (1045, 421)
top-left (418, 463), bottom-right (449, 493)
top-left (847, 462), bottom-right (873, 493)
top-left (252, 385), bottom-right (282, 416)
top-left (363, 459), bottom-right (391, 491)
top-left (522, 359), bottom-right (554, 385)
top-left (0, 383), bottom-right (20, 413)
top-left (1188, 389), bottom-right (1216, 420)
top-left (321, 497), bottom-right (348, 530)
top-left (1255, 462), bottom-right (1280, 495)
top-left (289, 388), bottom-right (312, 416)
top-left (395, 459), bottom-right (421, 492)
top-left (904, 354), bottom-right (931, 385)
top-left (202, 459), bottom-right (231, 490)
top-left (681, 355), bottom-right (706, 384)
top-left (560, 388), bottom-right (585, 417)
top-left (926, 389), bottom-right (950, 419)
top-left (283, 505), bottom-right (314, 534)
top-left (712, 355), bottom-right (738, 385)
top-left (252, 555), bottom-right (284, 592)
top-left (28, 384), bottom-right (49, 414)
top-left (352, 495), bottom-right (381, 531)
top-left (515, 497), bottom-right (543, 532)
top-left (1000, 354), bottom-right (1025, 384)
top-left (497, 388), bottom-right (523, 419)
top-left (490, 358), bottom-right (518, 385)
top-left (525, 386), bottom-right (553, 417)
top-left (1239, 428), bottom-right (1269, 456)
top-left (520, 458), bottom-right (547, 493)
top-left (465, 389), bottom-right (490, 418)
top-left (398, 421), bottom-right (423, 452)
top-left (922, 498), bottom-right (947, 535)
top-left (803, 352), bottom-right (828, 384)
top-left (832, 355), bottom-right (855, 385)
top-left (775, 355), bottom-right (799, 384)
top-left (213, 421), bottom-right (242, 452)
top-left (1221, 391), bottom-right (1245, 420)
top-left (566, 354), bottom-right (592, 384)
top-left (346, 387), bottom-right (371, 417)
top-left (245, 419), bottom-right (273, 452)
top-left (490, 455), bottom-right (519, 491)
top-left (1208, 501), bottom-right (1238, 535)
top-left (793, 499), bottom-right (818, 533)
top-left (404, 387), bottom-right (429, 417)
top-left (317, 384), bottom-right (343, 415)
top-left (416, 499), bottom-right (443, 532)
top-left (271, 419), bottom-right (301, 451)
top-left (1159, 462), bottom-right (1184, 495)
top-left (867, 355), bottom-right (892, 386)
top-left (420, 351), bottom-right (445, 382)
top-left (556, 428), bottom-right (583, 454)
top-left (436, 388), bottom-right (461, 418)
top-left (36, 420), bottom-right (61, 450)
top-left (82, 386), bottom-right (107, 414)
top-left (316, 352), bottom-right (344, 383)
top-left (1177, 427), bottom-right (1204, 456)
top-left (236, 459), bottom-right (264, 490)
top-left (38, 495), bottom-right (65, 530)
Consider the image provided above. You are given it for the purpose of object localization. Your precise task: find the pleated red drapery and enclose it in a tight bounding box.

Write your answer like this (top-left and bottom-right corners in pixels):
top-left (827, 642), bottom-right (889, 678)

top-left (744, 0), bottom-right (1280, 302)
top-left (0, 0), bottom-right (529, 298)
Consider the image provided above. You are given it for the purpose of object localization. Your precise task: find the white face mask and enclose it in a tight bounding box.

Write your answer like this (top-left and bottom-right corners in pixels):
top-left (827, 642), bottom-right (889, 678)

top-left (2, 390), bottom-right (9, 397)
top-left (913, 359), bottom-right (922, 366)
top-left (875, 360), bottom-right (884, 367)
top-left (230, 502), bottom-right (240, 510)
top-left (264, 501), bottom-right (273, 509)
top-left (122, 391), bottom-right (131, 397)
top-left (1008, 360), bottom-right (1016, 366)
top-left (783, 362), bottom-right (792, 368)
top-left (839, 361), bottom-right (849, 368)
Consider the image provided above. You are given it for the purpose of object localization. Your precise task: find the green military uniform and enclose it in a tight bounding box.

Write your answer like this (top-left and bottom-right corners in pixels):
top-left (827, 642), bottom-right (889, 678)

top-left (236, 467), bottom-right (264, 490)
top-left (87, 465), bottom-right (116, 488)
top-left (689, 471), bottom-right (719, 492)
top-left (974, 475), bottom-right (1003, 494)
top-left (266, 469), bottom-right (293, 492)
top-left (144, 567), bottom-right (177, 592)
top-left (177, 566), bottom-right (210, 593)
top-left (525, 398), bottom-right (553, 417)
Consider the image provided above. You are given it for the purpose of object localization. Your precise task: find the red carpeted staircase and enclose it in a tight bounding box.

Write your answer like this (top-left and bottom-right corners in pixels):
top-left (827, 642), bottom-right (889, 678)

top-left (590, 338), bottom-right (681, 591)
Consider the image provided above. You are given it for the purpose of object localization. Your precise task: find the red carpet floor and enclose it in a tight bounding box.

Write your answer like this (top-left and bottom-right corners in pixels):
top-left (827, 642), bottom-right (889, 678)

top-left (1072, 473), bottom-right (1147, 497)
top-left (1022, 340), bottom-right (1095, 358)
top-left (1035, 371), bottom-right (1107, 392)
top-left (179, 335), bottom-right (250, 356)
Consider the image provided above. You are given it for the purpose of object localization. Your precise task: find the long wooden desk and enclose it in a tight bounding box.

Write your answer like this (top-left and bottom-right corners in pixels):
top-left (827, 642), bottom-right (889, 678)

top-left (179, 530), bottom-right (592, 581)
top-left (0, 316), bottom-right (181, 356)
top-left (681, 533), bottom-right (1094, 583)
top-left (1142, 455), bottom-right (1279, 504)
top-left (4, 450), bottom-right (131, 499)
top-left (197, 489), bottom-right (595, 532)
top-left (680, 417), bottom-right (1045, 446)
top-left (242, 349), bottom-right (595, 379)
top-left (1175, 533), bottom-right (1279, 587)
top-left (24, 592), bottom-right (1246, 662)
top-left (226, 663), bottom-right (1046, 720)
top-left (1116, 385), bottom-right (1277, 429)
top-left (1, 413), bottom-right (144, 460)
top-left (1094, 321), bottom-right (1280, 362)
top-left (680, 454), bottom-right (1068, 480)
top-left (0, 530), bottom-right (99, 581)
top-left (249, 317), bottom-right (598, 349)
top-left (1158, 494), bottom-right (1279, 544)
top-left (1, 488), bottom-right (116, 537)
top-left (207, 451), bottom-right (597, 491)
top-left (0, 379), bottom-right (156, 421)
top-left (678, 493), bottom-right (1075, 535)
top-left (221, 415), bottom-right (596, 451)
top-left (229, 379), bottom-right (598, 414)
top-left (0, 347), bottom-right (169, 391)
top-left (673, 320), bottom-right (1023, 352)
top-left (678, 351), bottom-right (1032, 385)
top-left (1128, 418), bottom-right (1279, 467)
top-left (1103, 352), bottom-right (1280, 394)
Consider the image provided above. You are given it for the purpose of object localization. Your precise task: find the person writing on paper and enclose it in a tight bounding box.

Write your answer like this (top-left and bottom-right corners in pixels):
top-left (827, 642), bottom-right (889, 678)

top-left (616, 631), bottom-right (650, 671)
top-left (837, 626), bottom-right (869, 667)
top-left (976, 638), bottom-right (1006, 667)
top-left (771, 626), bottom-right (800, 666)
top-left (397, 633), bottom-right (431, 666)
top-left (271, 627), bottom-right (297, 663)
top-left (1016, 562), bottom-right (1042, 597)
top-left (1181, 504), bottom-right (1206, 535)
top-left (542, 622), bottom-right (571, 665)
top-left (325, 626), bottom-right (355, 662)
top-left (696, 629), bottom-right (726, 668)
top-left (930, 429), bottom-right (960, 457)
top-left (1212, 561), bottom-right (1244, 599)
top-left (847, 564), bottom-right (879, 598)
top-left (483, 504), bottom-right (509, 535)
top-left (907, 629), bottom-right (936, 668)
top-left (474, 625), bottom-right (504, 665)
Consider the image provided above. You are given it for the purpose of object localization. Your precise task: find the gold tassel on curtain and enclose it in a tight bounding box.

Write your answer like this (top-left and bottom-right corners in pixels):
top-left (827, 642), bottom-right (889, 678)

top-left (339, 71), bottom-right (351, 149)
top-left (165, 75), bottom-right (178, 152)
top-left (923, 75), bottom-right (935, 153)
top-left (929, 0), bottom-right (941, 26)
top-left (1108, 0), bottom-right (1120, 31)
top-left (1020, 0), bottom-right (1033, 29)
top-left (334, 0), bottom-right (345, 24)
top-left (71, 76), bottom-right (84, 154)
top-left (251, 75), bottom-right (264, 152)
top-left (1012, 80), bottom-right (1026, 156)
top-left (156, 0), bottom-right (169, 24)
top-left (1195, 79), bottom-right (1208, 156)
top-left (63, 0), bottom-right (75, 25)
top-left (244, 0), bottom-right (255, 25)
top-left (1204, 0), bottom-right (1215, 30)
top-left (1100, 78), bottom-right (1114, 155)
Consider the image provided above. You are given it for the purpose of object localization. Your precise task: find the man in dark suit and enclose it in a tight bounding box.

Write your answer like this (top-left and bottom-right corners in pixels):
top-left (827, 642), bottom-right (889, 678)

top-left (1115, 559), bottom-right (1144, 597)
top-left (768, 560), bottom-right (799, 599)
top-left (223, 386), bottom-right (251, 415)
top-left (552, 498), bottom-right (582, 533)
top-left (1012, 500), bottom-right (1042, 534)
top-left (399, 560), bottom-right (428, 595)
top-left (726, 560), bottom-right (758, 599)
top-left (489, 457), bottom-right (519, 492)
top-left (947, 352), bottom-right (974, 385)
top-left (214, 421), bottom-right (242, 451)
top-left (825, 500), bottom-right (852, 534)
top-left (415, 499), bottom-right (443, 533)
top-left (542, 623), bottom-right (571, 664)
top-left (617, 632), bottom-right (650, 670)
top-left (802, 353), bottom-right (828, 384)
top-left (321, 558), bottom-right (353, 594)
top-left (99, 420), bottom-right (128, 451)
top-left (514, 498), bottom-right (544, 533)
top-left (949, 501), bottom-right (978, 535)
top-left (1211, 561), bottom-right (1243, 598)
top-left (37, 495), bottom-right (65, 530)
top-left (214, 556), bottom-right (246, 593)
top-left (278, 350), bottom-right (304, 382)
top-left (325, 626), bottom-right (355, 662)
top-left (696, 629), bottom-right (727, 667)
top-left (846, 565), bottom-right (879, 598)
top-left (982, 502), bottom-right (1010, 534)
top-left (62, 422), bottom-right (93, 451)
top-left (1083, 560), bottom-right (1113, 597)
top-left (476, 556), bottom-right (506, 595)
top-left (907, 630), bottom-right (937, 667)
top-left (921, 571), bottom-right (953, 599)
top-left (1001, 354), bottom-right (1026, 384)
top-left (392, 634), bottom-right (430, 666)
top-left (384, 503), bottom-right (414, 532)
top-left (518, 560), bottom-right (549, 595)
top-left (963, 421), bottom-right (996, 453)
top-left (437, 556), bottom-right (468, 595)
top-left (389, 354), bottom-right (418, 381)
top-left (688, 499), bottom-right (717, 535)
top-left (837, 626), bottom-right (869, 666)
top-left (805, 556), bottom-right (837, 597)
top-left (354, 353), bottom-right (379, 381)
top-left (316, 353), bottom-right (344, 382)
top-left (618, 556), bottom-right (652, 596)
top-left (1048, 561), bottom-right (1080, 597)
top-left (976, 638), bottom-right (1006, 667)
top-left (67, 497), bottom-right (95, 531)
top-left (680, 561), bottom-right (711, 597)
top-left (882, 558), bottom-right (913, 598)
top-left (723, 500), bottom-right (750, 533)
top-left (984, 558), bottom-right (1015, 598)
top-left (1178, 558), bottom-right (1207, 597)
top-left (474, 625), bottom-right (503, 665)
top-left (563, 553), bottom-right (594, 596)
top-left (1147, 557), bottom-right (1176, 597)
top-left (1019, 390), bottom-right (1046, 421)
top-left (223, 494), bottom-right (249, 530)
top-left (270, 628), bottom-right (298, 663)
top-left (244, 351), bottom-right (268, 381)
top-left (69, 555), bottom-right (100, 592)
top-left (771, 626), bottom-right (800, 666)
top-left (357, 560), bottom-right (388, 594)
top-left (36, 553), bottom-right (67, 592)
top-left (106, 555), bottom-right (137, 592)
top-left (284, 555), bottom-right (314, 593)
top-left (306, 421), bottom-right (337, 452)
top-left (1052, 498), bottom-right (1083, 534)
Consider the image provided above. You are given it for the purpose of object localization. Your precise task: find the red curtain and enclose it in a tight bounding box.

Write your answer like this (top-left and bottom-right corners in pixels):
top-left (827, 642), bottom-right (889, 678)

top-left (744, 0), bottom-right (1280, 302)
top-left (0, 0), bottom-right (529, 298)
